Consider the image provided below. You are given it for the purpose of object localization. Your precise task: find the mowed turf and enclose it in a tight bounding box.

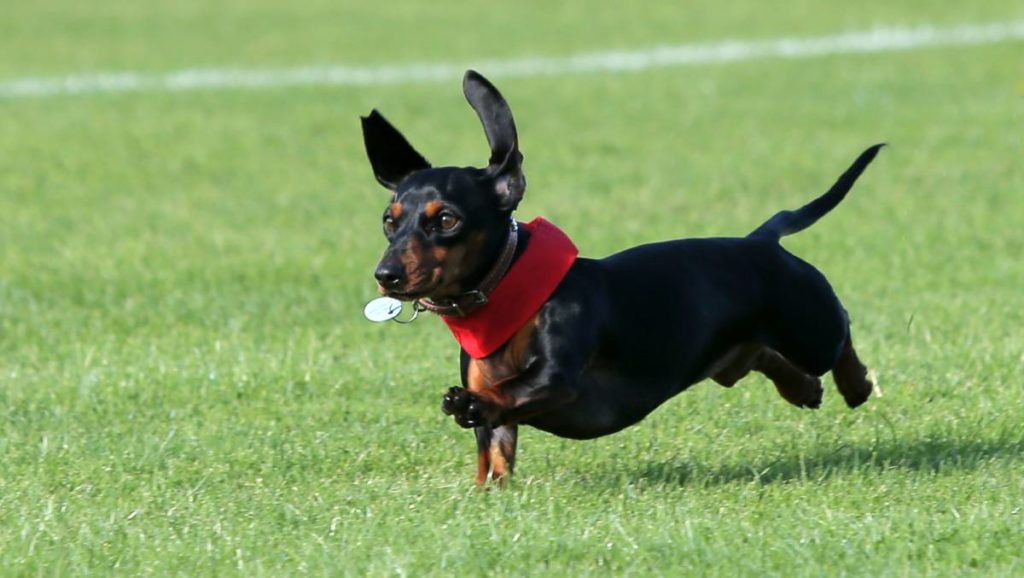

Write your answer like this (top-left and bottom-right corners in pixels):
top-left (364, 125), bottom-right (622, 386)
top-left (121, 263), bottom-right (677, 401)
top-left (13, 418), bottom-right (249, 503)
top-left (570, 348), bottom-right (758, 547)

top-left (2, 1), bottom-right (1023, 576)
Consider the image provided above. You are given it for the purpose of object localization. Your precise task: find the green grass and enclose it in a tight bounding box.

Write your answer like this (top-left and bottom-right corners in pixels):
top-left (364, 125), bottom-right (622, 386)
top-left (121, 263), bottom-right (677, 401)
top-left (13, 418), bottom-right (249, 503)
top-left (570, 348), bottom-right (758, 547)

top-left (2, 1), bottom-right (1023, 575)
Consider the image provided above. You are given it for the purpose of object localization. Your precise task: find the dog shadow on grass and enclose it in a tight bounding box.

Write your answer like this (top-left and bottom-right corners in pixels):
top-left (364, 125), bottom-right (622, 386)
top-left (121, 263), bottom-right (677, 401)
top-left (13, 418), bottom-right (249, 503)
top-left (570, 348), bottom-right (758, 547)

top-left (628, 434), bottom-right (1023, 487)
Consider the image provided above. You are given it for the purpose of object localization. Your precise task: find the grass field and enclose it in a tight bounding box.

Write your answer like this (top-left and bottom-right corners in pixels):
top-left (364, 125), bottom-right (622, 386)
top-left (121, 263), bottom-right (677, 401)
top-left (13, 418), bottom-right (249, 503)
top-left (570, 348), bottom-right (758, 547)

top-left (2, 1), bottom-right (1023, 576)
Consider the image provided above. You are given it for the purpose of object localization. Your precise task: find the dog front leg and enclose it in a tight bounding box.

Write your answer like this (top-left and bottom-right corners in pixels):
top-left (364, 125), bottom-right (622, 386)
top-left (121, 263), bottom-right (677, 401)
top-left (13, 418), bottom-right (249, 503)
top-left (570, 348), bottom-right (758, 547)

top-left (446, 368), bottom-right (574, 486)
top-left (442, 368), bottom-right (577, 430)
top-left (474, 425), bottom-right (518, 486)
top-left (473, 426), bottom-right (493, 486)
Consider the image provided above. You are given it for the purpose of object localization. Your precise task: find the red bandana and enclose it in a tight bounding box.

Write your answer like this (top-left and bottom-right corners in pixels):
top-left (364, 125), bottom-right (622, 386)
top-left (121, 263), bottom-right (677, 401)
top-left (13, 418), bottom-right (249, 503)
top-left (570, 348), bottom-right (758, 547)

top-left (441, 217), bottom-right (578, 359)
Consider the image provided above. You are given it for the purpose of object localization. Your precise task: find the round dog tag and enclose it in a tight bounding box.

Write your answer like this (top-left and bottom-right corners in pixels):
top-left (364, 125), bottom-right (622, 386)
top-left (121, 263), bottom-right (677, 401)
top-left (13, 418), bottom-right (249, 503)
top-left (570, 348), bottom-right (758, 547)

top-left (363, 297), bottom-right (404, 322)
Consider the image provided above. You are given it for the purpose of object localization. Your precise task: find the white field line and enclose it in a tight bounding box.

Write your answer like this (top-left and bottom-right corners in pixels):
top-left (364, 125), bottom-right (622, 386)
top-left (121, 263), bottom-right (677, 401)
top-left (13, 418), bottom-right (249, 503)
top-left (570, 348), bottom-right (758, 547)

top-left (2, 20), bottom-right (1023, 99)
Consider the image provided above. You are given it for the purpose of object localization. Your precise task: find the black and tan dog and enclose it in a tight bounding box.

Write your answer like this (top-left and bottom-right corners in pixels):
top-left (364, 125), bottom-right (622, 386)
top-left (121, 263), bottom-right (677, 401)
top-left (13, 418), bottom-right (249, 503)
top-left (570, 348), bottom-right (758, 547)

top-left (362, 70), bottom-right (881, 484)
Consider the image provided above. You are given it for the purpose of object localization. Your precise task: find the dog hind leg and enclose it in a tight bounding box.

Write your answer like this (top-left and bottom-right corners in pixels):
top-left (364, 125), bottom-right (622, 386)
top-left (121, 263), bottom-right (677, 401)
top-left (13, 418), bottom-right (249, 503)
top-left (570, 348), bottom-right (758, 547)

top-left (709, 344), bottom-right (763, 387)
top-left (711, 345), bottom-right (822, 409)
top-left (754, 348), bottom-right (823, 409)
top-left (831, 333), bottom-right (873, 408)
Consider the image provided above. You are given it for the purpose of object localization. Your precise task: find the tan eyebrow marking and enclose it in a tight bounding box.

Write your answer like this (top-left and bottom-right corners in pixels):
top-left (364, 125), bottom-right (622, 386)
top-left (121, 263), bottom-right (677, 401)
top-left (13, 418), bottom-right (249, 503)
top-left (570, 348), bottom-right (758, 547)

top-left (390, 202), bottom-right (403, 219)
top-left (424, 200), bottom-right (444, 219)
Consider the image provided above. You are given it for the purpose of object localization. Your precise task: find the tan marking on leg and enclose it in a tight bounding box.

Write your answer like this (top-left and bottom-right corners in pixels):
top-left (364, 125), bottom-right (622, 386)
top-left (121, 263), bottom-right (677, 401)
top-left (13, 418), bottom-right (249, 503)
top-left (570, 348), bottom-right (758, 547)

top-left (463, 318), bottom-right (534, 486)
top-left (476, 447), bottom-right (491, 486)
top-left (489, 425), bottom-right (517, 485)
top-left (466, 312), bottom-right (540, 394)
top-left (489, 445), bottom-right (507, 481)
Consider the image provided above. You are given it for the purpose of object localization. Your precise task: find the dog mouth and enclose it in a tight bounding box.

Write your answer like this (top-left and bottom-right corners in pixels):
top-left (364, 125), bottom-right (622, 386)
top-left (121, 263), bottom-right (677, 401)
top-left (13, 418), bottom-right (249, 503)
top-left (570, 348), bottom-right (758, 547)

top-left (377, 268), bottom-right (446, 301)
top-left (378, 287), bottom-right (430, 301)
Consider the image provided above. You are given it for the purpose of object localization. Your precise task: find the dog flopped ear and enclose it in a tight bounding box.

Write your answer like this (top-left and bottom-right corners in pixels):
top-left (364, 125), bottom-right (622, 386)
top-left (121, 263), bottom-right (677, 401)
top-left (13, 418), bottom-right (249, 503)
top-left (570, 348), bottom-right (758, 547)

top-left (361, 110), bottom-right (431, 191)
top-left (463, 70), bottom-right (525, 211)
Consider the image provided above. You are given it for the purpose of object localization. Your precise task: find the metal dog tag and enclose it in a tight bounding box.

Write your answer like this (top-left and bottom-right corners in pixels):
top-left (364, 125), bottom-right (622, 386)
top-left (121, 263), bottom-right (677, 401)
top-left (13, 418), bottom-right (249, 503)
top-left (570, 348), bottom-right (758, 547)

top-left (363, 297), bottom-right (404, 322)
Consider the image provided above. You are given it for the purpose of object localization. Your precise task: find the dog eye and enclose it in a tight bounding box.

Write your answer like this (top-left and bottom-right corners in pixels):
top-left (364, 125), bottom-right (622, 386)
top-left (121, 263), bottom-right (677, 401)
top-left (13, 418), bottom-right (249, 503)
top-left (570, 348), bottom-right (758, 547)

top-left (440, 213), bottom-right (460, 231)
top-left (383, 215), bottom-right (397, 234)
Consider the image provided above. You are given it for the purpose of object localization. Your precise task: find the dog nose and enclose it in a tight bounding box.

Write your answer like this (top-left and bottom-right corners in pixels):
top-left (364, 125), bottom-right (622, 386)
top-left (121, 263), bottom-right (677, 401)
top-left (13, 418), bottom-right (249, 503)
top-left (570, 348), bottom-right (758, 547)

top-left (374, 262), bottom-right (406, 290)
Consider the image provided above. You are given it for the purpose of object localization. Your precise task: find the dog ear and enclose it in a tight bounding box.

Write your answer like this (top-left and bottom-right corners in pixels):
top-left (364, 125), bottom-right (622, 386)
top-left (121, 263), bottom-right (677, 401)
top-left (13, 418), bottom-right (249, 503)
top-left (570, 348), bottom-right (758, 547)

top-left (361, 109), bottom-right (431, 191)
top-left (463, 70), bottom-right (525, 211)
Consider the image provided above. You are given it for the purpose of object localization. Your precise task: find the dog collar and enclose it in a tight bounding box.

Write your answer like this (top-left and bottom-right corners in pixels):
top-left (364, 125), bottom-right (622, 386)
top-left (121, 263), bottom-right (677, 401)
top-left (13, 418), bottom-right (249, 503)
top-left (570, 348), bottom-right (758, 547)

top-left (431, 217), bottom-right (578, 358)
top-left (416, 218), bottom-right (519, 318)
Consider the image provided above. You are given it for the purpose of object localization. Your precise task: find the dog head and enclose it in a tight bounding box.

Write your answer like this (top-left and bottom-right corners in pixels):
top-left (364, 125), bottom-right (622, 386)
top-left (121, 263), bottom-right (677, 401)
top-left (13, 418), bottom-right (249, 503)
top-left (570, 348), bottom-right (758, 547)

top-left (361, 71), bottom-right (525, 301)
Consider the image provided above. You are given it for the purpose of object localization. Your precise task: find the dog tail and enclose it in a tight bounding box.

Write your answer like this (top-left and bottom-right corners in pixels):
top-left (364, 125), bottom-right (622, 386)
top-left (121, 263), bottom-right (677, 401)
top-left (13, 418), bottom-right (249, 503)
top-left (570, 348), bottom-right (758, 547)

top-left (748, 144), bottom-right (885, 241)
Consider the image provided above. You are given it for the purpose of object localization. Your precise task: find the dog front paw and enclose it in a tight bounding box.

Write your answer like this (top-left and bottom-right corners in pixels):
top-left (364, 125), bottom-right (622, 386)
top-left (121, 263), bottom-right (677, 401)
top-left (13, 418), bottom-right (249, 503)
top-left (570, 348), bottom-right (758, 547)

top-left (441, 386), bottom-right (470, 415)
top-left (441, 387), bottom-right (486, 428)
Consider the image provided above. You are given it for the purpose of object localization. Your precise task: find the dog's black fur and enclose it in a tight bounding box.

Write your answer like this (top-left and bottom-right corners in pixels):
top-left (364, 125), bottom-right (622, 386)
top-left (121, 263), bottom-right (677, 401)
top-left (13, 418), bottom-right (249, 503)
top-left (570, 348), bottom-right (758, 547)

top-left (362, 70), bottom-right (881, 484)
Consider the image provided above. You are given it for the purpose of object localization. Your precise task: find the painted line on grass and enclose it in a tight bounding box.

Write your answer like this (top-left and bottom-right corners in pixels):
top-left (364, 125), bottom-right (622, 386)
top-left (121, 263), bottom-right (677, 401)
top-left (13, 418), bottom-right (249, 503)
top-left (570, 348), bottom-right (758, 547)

top-left (2, 19), bottom-right (1023, 99)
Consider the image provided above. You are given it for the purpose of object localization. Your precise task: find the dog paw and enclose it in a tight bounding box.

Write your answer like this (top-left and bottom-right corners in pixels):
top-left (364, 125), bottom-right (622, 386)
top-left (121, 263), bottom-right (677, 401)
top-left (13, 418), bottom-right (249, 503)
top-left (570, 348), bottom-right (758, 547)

top-left (774, 375), bottom-right (823, 409)
top-left (441, 387), bottom-right (485, 428)
top-left (441, 386), bottom-right (469, 415)
top-left (803, 377), bottom-right (824, 409)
